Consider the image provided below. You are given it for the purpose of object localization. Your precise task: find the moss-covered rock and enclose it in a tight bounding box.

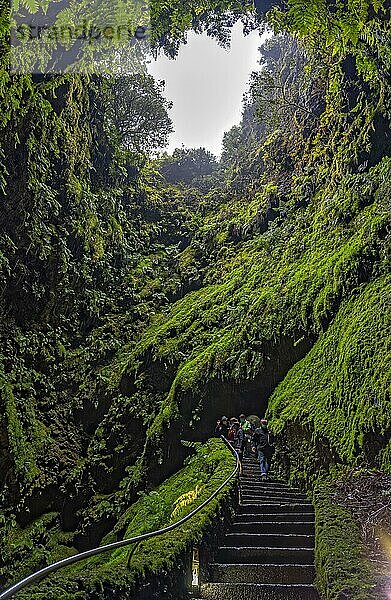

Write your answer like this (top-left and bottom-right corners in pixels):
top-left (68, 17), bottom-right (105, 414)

top-left (268, 274), bottom-right (391, 484)
top-left (5, 439), bottom-right (236, 599)
top-left (313, 479), bottom-right (377, 600)
top-left (1, 0), bottom-right (390, 597)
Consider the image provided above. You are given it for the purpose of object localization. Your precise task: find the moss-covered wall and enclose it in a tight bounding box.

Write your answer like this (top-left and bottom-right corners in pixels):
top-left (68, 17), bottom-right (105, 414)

top-left (1, 0), bottom-right (390, 596)
top-left (313, 479), bottom-right (377, 600)
top-left (3, 439), bottom-right (236, 600)
top-left (268, 274), bottom-right (391, 486)
top-left (117, 156), bottom-right (390, 490)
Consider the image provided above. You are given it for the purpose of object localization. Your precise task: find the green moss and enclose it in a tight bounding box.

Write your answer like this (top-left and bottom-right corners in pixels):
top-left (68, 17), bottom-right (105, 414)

top-left (0, 512), bottom-right (78, 585)
top-left (12, 438), bottom-right (236, 599)
top-left (117, 159), bottom-right (390, 472)
top-left (313, 479), bottom-right (377, 600)
top-left (268, 275), bottom-right (391, 473)
top-left (2, 382), bottom-right (45, 483)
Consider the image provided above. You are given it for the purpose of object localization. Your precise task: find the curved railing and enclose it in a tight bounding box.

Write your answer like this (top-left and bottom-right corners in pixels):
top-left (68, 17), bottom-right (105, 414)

top-left (0, 437), bottom-right (239, 600)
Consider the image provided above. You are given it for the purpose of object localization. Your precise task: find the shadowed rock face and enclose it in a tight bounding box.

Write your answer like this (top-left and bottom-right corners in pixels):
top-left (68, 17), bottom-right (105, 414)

top-left (179, 334), bottom-right (315, 442)
top-left (132, 333), bottom-right (315, 496)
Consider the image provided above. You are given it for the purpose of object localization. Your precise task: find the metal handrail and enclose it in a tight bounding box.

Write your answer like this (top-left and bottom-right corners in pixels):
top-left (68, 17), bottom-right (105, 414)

top-left (0, 437), bottom-right (239, 599)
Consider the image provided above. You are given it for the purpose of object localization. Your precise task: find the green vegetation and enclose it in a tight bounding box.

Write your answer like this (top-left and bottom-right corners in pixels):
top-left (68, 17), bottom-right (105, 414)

top-left (269, 275), bottom-right (391, 482)
top-left (0, 0), bottom-right (390, 597)
top-left (7, 439), bottom-right (235, 599)
top-left (119, 156), bottom-right (390, 485)
top-left (313, 479), bottom-right (376, 600)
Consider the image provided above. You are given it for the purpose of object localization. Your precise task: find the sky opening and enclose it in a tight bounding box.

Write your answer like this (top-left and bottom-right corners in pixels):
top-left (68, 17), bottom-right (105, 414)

top-left (148, 22), bottom-right (270, 157)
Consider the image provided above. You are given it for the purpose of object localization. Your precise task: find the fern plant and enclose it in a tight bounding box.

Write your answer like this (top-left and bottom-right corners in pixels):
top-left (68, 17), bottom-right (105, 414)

top-left (170, 484), bottom-right (205, 521)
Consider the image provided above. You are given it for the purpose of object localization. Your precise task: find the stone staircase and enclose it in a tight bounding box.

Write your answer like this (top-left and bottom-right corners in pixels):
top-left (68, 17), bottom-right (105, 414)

top-left (193, 456), bottom-right (320, 600)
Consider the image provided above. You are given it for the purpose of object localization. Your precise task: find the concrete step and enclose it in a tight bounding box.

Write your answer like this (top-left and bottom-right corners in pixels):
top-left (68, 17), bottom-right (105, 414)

top-left (240, 481), bottom-right (304, 491)
top-left (216, 546), bottom-right (315, 564)
top-left (241, 468), bottom-right (281, 474)
top-left (238, 503), bottom-right (314, 513)
top-left (241, 469), bottom-right (280, 477)
top-left (200, 582), bottom-right (319, 599)
top-left (230, 521), bottom-right (315, 535)
top-left (241, 462), bottom-right (271, 466)
top-left (240, 481), bottom-right (307, 498)
top-left (240, 492), bottom-right (308, 502)
top-left (240, 478), bottom-right (299, 490)
top-left (238, 501), bottom-right (314, 514)
top-left (241, 467), bottom-right (279, 474)
top-left (240, 499), bottom-right (312, 506)
top-left (240, 487), bottom-right (304, 496)
top-left (235, 512), bottom-right (315, 523)
top-left (240, 484), bottom-right (295, 491)
top-left (240, 498), bottom-right (309, 506)
top-left (209, 563), bottom-right (316, 584)
top-left (240, 498), bottom-right (309, 507)
top-left (240, 488), bottom-right (303, 496)
top-left (225, 533), bottom-right (314, 548)
top-left (240, 481), bottom-right (296, 490)
top-left (239, 475), bottom-right (296, 494)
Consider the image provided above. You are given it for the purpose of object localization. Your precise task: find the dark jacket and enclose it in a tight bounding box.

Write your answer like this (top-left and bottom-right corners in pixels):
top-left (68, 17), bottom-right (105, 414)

top-left (233, 427), bottom-right (245, 452)
top-left (215, 422), bottom-right (229, 438)
top-left (253, 427), bottom-right (274, 457)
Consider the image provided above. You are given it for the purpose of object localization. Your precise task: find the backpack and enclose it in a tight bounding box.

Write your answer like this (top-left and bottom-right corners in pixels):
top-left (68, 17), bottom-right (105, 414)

top-left (254, 427), bottom-right (269, 449)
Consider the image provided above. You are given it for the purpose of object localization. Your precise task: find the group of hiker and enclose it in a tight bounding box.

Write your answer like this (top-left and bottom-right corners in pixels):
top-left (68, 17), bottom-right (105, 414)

top-left (214, 414), bottom-right (274, 479)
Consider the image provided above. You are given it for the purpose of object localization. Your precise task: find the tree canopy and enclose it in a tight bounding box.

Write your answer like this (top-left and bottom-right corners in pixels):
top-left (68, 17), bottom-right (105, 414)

top-left (104, 74), bottom-right (173, 153)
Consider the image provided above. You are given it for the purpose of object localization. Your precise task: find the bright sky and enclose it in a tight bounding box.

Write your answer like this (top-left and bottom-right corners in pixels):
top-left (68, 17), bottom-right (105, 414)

top-left (148, 23), bottom-right (270, 157)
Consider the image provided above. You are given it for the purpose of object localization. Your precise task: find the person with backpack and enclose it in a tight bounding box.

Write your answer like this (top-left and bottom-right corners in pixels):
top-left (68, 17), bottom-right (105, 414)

top-left (226, 417), bottom-right (239, 441)
top-left (252, 418), bottom-right (274, 480)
